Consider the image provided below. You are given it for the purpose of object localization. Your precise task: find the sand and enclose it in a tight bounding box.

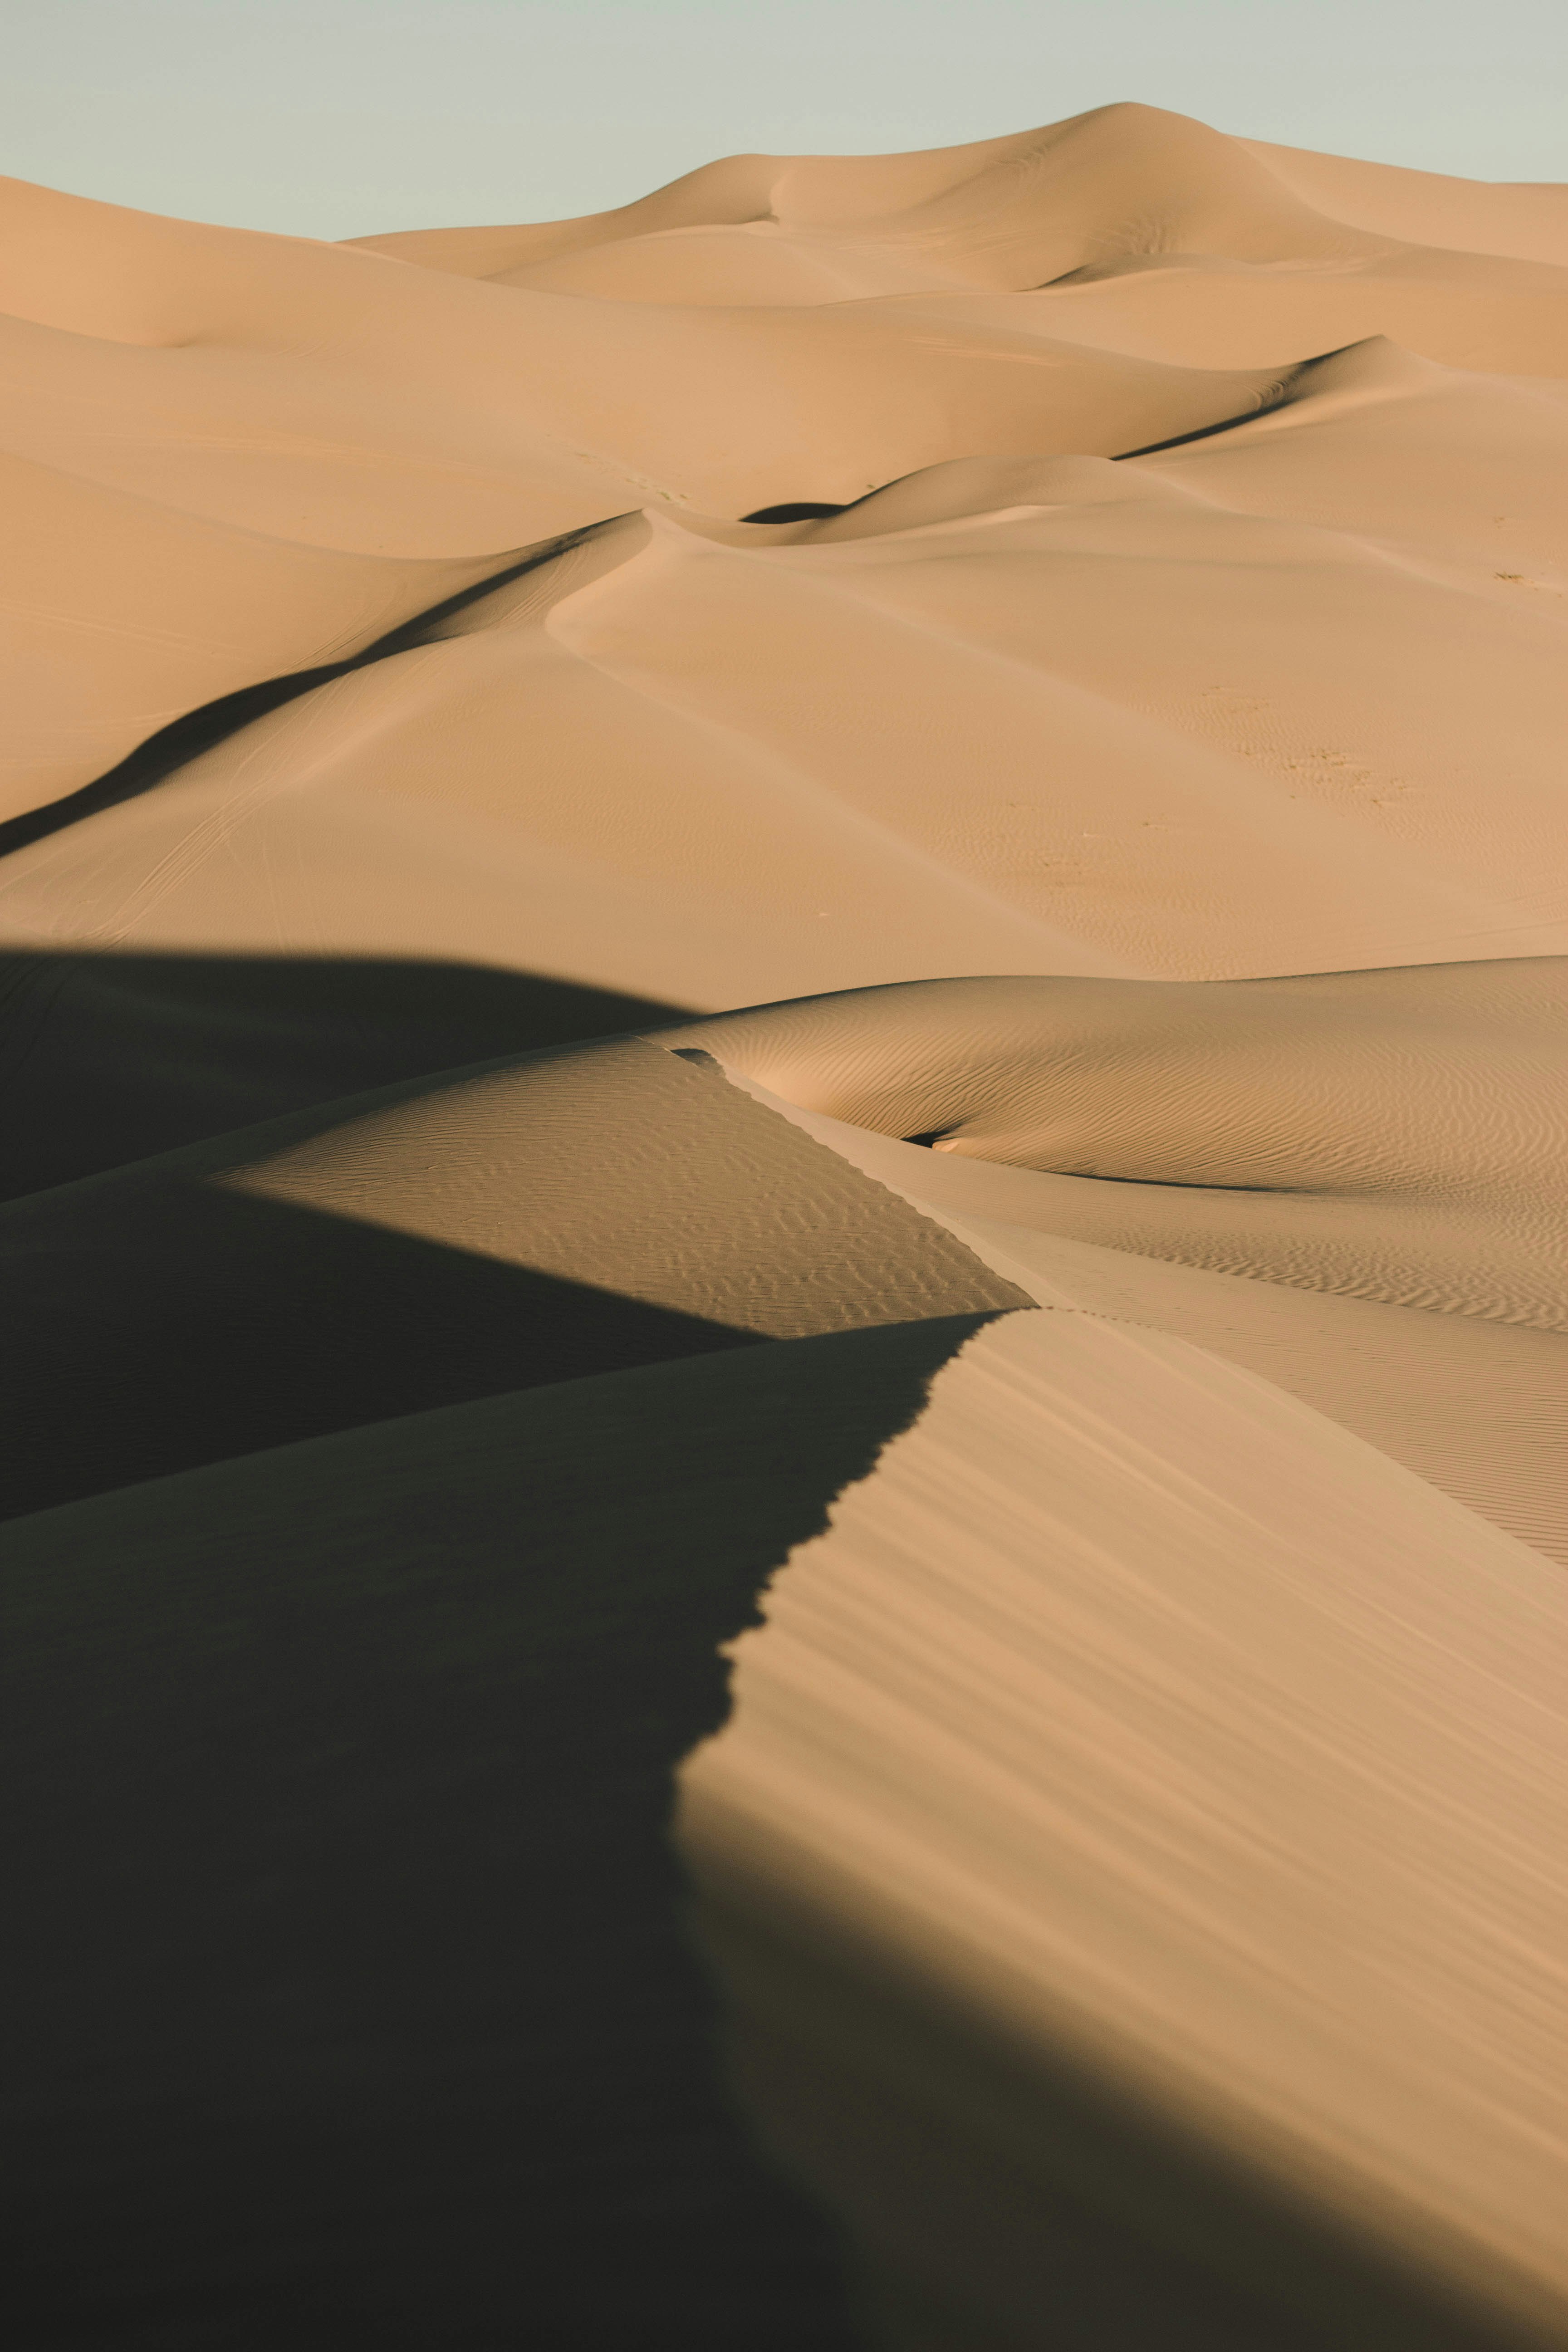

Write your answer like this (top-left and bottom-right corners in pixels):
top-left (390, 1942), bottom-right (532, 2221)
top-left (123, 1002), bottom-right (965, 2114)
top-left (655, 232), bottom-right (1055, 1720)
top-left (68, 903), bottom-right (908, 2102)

top-left (2, 103), bottom-right (1566, 2348)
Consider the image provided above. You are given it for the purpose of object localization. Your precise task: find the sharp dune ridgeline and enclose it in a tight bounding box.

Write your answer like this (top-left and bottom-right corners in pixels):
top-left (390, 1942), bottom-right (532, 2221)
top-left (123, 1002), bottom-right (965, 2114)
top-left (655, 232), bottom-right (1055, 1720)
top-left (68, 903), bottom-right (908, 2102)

top-left (2, 102), bottom-right (1566, 2349)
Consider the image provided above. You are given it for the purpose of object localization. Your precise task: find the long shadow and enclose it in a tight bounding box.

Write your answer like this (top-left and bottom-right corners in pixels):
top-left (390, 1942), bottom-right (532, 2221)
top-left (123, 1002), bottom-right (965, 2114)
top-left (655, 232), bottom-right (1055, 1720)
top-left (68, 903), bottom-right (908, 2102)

top-left (1112, 402), bottom-right (1293, 461)
top-left (1, 921), bottom-right (1528, 2344)
top-left (0, 953), bottom-right (1029, 1521)
top-left (738, 405), bottom-right (1304, 491)
top-left (740, 500), bottom-right (849, 523)
top-left (0, 524), bottom-right (612, 862)
top-left (5, 1305), bottom-right (1532, 2350)
top-left (1114, 345), bottom-right (1365, 463)
top-left (1, 1314), bottom-right (999, 2349)
top-left (0, 1178), bottom-right (766, 1522)
top-left (0, 948), bottom-right (689, 1199)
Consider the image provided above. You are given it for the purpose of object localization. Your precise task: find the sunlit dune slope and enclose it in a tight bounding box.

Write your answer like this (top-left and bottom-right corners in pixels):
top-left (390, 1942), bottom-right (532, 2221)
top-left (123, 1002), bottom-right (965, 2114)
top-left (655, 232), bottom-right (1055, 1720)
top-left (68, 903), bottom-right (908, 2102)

top-left (681, 1307), bottom-right (1568, 2348)
top-left (1240, 138), bottom-right (1568, 267)
top-left (671, 972), bottom-right (1568, 1563)
top-left (0, 1034), bottom-right (1023, 1519)
top-left (0, 450), bottom-right (526, 820)
top-left (5, 332), bottom-right (1566, 988)
top-left (671, 961), bottom-right (1568, 1324)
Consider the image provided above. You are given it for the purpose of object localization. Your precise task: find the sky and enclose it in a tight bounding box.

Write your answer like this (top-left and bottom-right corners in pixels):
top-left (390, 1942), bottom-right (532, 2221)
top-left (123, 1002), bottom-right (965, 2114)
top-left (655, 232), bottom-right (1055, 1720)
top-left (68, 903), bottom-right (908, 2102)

top-left (5, 0), bottom-right (1566, 240)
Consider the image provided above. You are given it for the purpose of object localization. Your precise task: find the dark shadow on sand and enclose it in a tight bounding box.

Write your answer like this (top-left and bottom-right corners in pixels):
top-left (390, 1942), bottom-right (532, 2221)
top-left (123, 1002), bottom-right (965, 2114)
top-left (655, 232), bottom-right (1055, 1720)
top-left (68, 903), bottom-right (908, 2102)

top-left (740, 500), bottom-right (850, 523)
top-left (0, 526), bottom-right (611, 863)
top-left (1114, 389), bottom-right (1304, 461)
top-left (0, 1181), bottom-right (764, 1522)
top-left (0, 948), bottom-right (688, 1199)
top-left (0, 1316), bottom-right (997, 2350)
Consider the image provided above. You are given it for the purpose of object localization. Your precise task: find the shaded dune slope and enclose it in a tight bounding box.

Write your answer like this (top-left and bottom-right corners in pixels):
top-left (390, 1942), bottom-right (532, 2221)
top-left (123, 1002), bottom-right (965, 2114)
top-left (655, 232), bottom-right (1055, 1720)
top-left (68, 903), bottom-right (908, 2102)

top-left (4, 100), bottom-right (1568, 2352)
top-left (0, 1033), bottom-right (1024, 1520)
top-left (2, 1320), bottom-right (1000, 2352)
top-left (0, 947), bottom-right (685, 1197)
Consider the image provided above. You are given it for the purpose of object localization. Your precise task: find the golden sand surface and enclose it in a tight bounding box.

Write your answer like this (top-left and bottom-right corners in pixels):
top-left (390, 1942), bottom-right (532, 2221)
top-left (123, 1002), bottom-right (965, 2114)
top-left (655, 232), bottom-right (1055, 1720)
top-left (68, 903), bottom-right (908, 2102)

top-left (2, 105), bottom-right (1564, 2348)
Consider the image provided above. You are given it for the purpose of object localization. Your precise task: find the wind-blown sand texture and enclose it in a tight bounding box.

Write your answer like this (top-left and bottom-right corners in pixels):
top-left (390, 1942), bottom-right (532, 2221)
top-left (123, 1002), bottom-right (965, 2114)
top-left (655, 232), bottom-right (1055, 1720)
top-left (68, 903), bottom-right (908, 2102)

top-left (2, 104), bottom-right (1565, 2349)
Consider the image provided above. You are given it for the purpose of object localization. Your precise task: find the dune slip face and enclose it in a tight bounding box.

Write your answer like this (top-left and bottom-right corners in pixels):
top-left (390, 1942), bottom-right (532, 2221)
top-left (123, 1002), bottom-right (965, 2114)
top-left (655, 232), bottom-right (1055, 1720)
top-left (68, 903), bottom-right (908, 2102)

top-left (3, 102), bottom-right (1568, 2350)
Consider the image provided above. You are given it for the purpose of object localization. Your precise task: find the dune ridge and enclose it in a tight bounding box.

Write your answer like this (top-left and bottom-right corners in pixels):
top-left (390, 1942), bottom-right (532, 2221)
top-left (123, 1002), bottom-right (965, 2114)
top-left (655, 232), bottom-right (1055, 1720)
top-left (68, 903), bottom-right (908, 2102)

top-left (4, 101), bottom-right (1567, 2348)
top-left (679, 1307), bottom-right (1568, 2347)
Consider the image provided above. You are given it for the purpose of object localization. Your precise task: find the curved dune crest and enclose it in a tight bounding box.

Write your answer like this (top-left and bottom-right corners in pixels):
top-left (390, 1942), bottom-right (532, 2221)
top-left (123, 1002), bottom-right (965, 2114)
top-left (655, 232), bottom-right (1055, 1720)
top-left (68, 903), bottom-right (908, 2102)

top-left (688, 1050), bottom-right (1568, 1568)
top-left (5, 99), bottom-right (1568, 2350)
top-left (679, 1308), bottom-right (1568, 2345)
top-left (5, 322), bottom-right (1566, 983)
top-left (0, 449), bottom-right (532, 820)
top-left (351, 103), bottom-right (1568, 377)
top-left (0, 1034), bottom-right (1025, 1520)
top-left (1241, 138), bottom-right (1568, 268)
top-left (665, 962), bottom-right (1568, 1193)
top-left (666, 965), bottom-right (1568, 1332)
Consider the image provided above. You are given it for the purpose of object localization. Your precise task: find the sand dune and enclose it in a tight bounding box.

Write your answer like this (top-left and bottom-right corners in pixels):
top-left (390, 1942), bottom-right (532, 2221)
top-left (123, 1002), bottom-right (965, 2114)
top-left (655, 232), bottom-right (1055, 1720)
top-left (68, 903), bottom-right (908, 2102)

top-left (5, 333), bottom-right (1566, 991)
top-left (693, 1043), bottom-right (1568, 1565)
top-left (681, 1308), bottom-right (1568, 2347)
top-left (4, 101), bottom-right (1567, 2349)
top-left (0, 447), bottom-right (526, 820)
top-left (1240, 139), bottom-right (1568, 267)
top-left (0, 1035), bottom-right (1024, 1520)
top-left (672, 961), bottom-right (1568, 1325)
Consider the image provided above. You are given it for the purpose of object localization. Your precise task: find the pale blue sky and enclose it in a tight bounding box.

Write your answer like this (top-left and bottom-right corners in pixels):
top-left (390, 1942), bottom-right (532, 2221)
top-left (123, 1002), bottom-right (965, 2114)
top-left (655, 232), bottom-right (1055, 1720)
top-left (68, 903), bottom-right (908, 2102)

top-left (5, 0), bottom-right (1565, 240)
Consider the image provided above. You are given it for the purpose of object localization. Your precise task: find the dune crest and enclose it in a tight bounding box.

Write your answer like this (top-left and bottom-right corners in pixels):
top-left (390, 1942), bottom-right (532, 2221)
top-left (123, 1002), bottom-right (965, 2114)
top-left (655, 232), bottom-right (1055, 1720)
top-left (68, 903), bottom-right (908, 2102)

top-left (679, 1307), bottom-right (1568, 2345)
top-left (5, 102), bottom-right (1567, 2349)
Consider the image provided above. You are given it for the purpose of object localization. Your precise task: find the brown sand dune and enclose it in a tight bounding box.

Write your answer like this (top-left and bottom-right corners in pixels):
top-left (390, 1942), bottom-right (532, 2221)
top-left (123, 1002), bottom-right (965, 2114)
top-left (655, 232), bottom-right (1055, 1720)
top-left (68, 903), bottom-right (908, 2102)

top-left (0, 181), bottom-right (645, 550)
top-left (8, 1308), bottom-right (1558, 2349)
top-left (349, 106), bottom-right (1394, 286)
top-left (669, 962), bottom-right (1568, 1328)
top-left (680, 1308), bottom-right (1568, 2348)
top-left (353, 105), bottom-right (1568, 377)
top-left (1240, 139), bottom-right (1568, 267)
top-left (0, 948), bottom-right (684, 1197)
top-left (667, 963), bottom-right (1568, 1563)
top-left (0, 154), bottom-right (1335, 547)
top-left (681, 1041), bottom-right (1568, 1565)
top-left (5, 333), bottom-right (1565, 990)
top-left (0, 448), bottom-right (528, 820)
top-left (349, 103), bottom-right (1543, 307)
top-left (0, 1034), bottom-right (1023, 1520)
top-left (4, 101), bottom-right (1568, 2351)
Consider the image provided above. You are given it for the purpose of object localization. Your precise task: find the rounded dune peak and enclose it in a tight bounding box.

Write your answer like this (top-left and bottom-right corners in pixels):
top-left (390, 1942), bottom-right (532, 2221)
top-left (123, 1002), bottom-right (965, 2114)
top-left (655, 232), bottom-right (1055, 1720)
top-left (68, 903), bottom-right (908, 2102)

top-left (762, 99), bottom-right (1400, 287)
top-left (1273, 331), bottom-right (1445, 390)
top-left (346, 150), bottom-right (790, 279)
top-left (1198, 333), bottom-right (1453, 440)
top-left (348, 102), bottom-right (1401, 305)
top-left (724, 451), bottom-right (1200, 545)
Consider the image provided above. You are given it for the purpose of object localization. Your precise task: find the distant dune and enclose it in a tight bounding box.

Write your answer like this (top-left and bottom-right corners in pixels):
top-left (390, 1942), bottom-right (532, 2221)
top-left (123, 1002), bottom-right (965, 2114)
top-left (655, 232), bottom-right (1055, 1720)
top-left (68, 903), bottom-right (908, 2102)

top-left (2, 105), bottom-right (1565, 2350)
